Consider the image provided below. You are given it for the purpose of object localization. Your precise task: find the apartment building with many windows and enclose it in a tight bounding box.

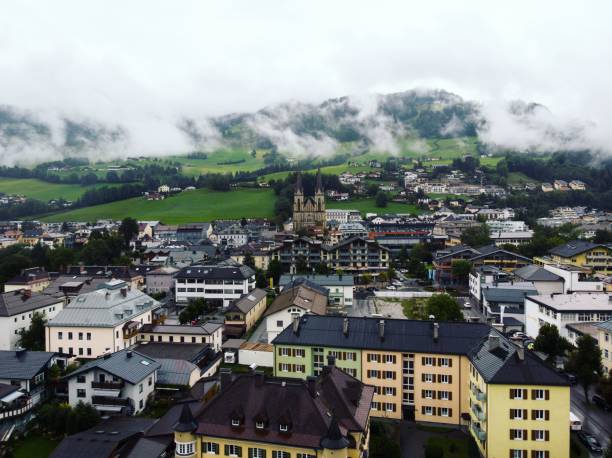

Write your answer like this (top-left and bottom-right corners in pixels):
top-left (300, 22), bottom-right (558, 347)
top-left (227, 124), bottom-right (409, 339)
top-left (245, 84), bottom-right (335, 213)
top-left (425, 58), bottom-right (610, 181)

top-left (272, 316), bottom-right (570, 458)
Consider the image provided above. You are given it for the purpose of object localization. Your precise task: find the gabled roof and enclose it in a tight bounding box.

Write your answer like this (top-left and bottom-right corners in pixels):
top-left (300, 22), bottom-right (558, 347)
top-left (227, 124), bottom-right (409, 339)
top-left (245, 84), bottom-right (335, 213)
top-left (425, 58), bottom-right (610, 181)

top-left (226, 289), bottom-right (268, 314)
top-left (482, 285), bottom-right (538, 305)
top-left (264, 284), bottom-right (328, 317)
top-left (513, 264), bottom-right (562, 282)
top-left (139, 322), bottom-right (222, 336)
top-left (549, 240), bottom-right (609, 258)
top-left (0, 350), bottom-right (56, 380)
top-left (280, 274), bottom-right (354, 287)
top-left (0, 290), bottom-right (62, 317)
top-left (66, 349), bottom-right (160, 385)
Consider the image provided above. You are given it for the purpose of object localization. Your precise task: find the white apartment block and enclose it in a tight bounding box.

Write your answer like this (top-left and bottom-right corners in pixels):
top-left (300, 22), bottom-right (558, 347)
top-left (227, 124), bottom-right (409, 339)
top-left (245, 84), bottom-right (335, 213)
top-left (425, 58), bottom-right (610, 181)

top-left (326, 209), bottom-right (362, 224)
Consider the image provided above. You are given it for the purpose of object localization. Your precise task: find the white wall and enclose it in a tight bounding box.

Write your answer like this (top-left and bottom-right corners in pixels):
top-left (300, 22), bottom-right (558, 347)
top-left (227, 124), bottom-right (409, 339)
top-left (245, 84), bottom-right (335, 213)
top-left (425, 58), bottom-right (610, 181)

top-left (265, 308), bottom-right (308, 343)
top-left (238, 348), bottom-right (273, 368)
top-left (0, 299), bottom-right (64, 350)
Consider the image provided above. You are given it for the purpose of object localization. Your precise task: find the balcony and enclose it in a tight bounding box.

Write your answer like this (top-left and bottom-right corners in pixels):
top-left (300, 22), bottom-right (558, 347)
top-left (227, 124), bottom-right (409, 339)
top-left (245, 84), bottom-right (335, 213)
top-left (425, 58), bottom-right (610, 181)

top-left (91, 396), bottom-right (130, 412)
top-left (471, 404), bottom-right (485, 421)
top-left (471, 422), bottom-right (486, 442)
top-left (471, 386), bottom-right (486, 402)
top-left (91, 381), bottom-right (124, 396)
top-left (0, 398), bottom-right (33, 420)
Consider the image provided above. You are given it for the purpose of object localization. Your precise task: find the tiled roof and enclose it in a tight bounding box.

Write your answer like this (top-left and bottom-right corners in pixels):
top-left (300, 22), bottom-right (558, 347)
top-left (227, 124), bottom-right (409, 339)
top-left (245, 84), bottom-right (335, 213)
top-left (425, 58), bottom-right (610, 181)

top-left (549, 240), bottom-right (607, 258)
top-left (264, 284), bottom-right (328, 317)
top-left (0, 350), bottom-right (56, 379)
top-left (513, 265), bottom-right (562, 282)
top-left (227, 289), bottom-right (267, 314)
top-left (273, 315), bottom-right (491, 355)
top-left (66, 349), bottom-right (160, 385)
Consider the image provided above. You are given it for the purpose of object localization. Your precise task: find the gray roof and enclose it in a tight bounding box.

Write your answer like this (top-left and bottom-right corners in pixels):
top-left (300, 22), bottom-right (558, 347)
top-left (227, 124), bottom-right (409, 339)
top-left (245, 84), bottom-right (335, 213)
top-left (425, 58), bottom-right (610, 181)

top-left (482, 285), bottom-right (537, 304)
top-left (153, 358), bottom-right (199, 386)
top-left (133, 343), bottom-right (210, 363)
top-left (549, 240), bottom-right (607, 258)
top-left (274, 315), bottom-right (491, 355)
top-left (0, 290), bottom-right (62, 317)
top-left (175, 263), bottom-right (254, 280)
top-left (596, 320), bottom-right (612, 333)
top-left (140, 322), bottom-right (222, 336)
top-left (227, 289), bottom-right (267, 314)
top-left (48, 281), bottom-right (159, 328)
top-left (280, 274), bottom-right (354, 287)
top-left (0, 350), bottom-right (56, 380)
top-left (66, 349), bottom-right (160, 385)
top-left (513, 264), bottom-right (562, 282)
top-left (125, 437), bottom-right (171, 458)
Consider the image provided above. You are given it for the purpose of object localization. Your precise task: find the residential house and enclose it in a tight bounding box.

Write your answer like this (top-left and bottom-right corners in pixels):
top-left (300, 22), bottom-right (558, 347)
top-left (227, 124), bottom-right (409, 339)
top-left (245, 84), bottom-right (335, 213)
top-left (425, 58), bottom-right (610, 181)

top-left (138, 322), bottom-right (223, 352)
top-left (172, 364), bottom-right (374, 458)
top-left (0, 290), bottom-right (64, 350)
top-left (4, 267), bottom-right (51, 292)
top-left (325, 209), bottom-right (362, 224)
top-left (145, 266), bottom-right (179, 295)
top-left (512, 265), bottom-right (564, 295)
top-left (596, 320), bottom-right (612, 374)
top-left (224, 289), bottom-right (268, 338)
top-left (280, 274), bottom-right (354, 307)
top-left (481, 284), bottom-right (538, 323)
top-left (46, 280), bottom-right (160, 358)
top-left (537, 240), bottom-right (612, 275)
top-left (490, 231), bottom-right (534, 247)
top-left (64, 349), bottom-right (160, 415)
top-left (569, 180), bottom-right (586, 191)
top-left (553, 180), bottom-right (569, 191)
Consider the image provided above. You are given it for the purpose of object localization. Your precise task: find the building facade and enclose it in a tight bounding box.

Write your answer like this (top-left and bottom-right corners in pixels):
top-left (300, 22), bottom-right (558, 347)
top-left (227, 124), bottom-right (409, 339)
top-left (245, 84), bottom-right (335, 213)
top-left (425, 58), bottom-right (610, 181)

top-left (293, 171), bottom-right (326, 231)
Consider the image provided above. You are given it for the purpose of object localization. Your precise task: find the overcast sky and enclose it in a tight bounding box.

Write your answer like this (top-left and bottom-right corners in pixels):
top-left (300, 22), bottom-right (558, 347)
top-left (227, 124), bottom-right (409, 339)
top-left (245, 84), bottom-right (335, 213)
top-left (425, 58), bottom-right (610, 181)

top-left (1, 0), bottom-right (611, 158)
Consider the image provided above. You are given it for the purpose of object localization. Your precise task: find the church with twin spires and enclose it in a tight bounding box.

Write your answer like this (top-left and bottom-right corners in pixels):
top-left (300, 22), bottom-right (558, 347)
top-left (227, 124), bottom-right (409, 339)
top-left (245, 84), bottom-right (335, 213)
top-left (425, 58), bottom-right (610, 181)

top-left (292, 170), bottom-right (326, 231)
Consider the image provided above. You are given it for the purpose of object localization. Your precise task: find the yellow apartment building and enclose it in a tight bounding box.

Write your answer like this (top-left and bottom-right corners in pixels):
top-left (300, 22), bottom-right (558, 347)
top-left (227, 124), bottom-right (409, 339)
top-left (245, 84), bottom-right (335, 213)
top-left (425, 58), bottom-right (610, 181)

top-left (596, 320), bottom-right (612, 374)
top-left (223, 288), bottom-right (268, 337)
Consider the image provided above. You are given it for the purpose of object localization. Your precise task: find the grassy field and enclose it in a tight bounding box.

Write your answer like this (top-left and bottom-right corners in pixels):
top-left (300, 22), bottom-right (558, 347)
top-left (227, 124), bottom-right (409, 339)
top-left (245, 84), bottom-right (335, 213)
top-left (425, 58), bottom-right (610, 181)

top-left (0, 178), bottom-right (114, 202)
top-left (328, 198), bottom-right (421, 216)
top-left (507, 171), bottom-right (540, 184)
top-left (41, 188), bottom-right (277, 223)
top-left (173, 149), bottom-right (268, 176)
top-left (13, 434), bottom-right (60, 458)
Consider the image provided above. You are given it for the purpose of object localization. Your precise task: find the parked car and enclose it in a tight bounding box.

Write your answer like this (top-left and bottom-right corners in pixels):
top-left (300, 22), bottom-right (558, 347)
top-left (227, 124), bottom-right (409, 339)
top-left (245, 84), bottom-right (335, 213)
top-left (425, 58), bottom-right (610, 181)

top-left (592, 394), bottom-right (612, 411)
top-left (387, 285), bottom-right (396, 290)
top-left (463, 301), bottom-right (471, 309)
top-left (564, 373), bottom-right (577, 385)
top-left (576, 430), bottom-right (603, 453)
top-left (569, 411), bottom-right (582, 431)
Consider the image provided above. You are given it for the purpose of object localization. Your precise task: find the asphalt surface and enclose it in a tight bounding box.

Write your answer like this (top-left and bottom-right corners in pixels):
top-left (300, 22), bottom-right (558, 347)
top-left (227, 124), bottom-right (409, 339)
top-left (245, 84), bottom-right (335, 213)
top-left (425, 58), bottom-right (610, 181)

top-left (570, 385), bottom-right (611, 454)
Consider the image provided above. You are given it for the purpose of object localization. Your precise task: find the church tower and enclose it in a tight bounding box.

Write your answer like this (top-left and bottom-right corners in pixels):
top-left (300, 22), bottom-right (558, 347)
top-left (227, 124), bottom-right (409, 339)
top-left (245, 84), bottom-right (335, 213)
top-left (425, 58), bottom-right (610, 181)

top-left (294, 172), bottom-right (304, 213)
top-left (315, 169), bottom-right (325, 213)
top-left (292, 171), bottom-right (326, 232)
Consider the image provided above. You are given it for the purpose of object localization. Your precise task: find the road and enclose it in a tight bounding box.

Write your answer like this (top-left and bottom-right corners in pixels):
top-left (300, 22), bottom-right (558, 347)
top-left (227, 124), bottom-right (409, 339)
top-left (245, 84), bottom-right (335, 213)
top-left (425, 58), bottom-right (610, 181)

top-left (571, 385), bottom-right (611, 453)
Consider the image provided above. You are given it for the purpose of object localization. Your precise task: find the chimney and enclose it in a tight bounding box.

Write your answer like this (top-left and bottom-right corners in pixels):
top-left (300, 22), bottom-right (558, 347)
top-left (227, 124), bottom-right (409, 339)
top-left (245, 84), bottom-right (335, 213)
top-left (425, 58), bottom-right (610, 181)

top-left (120, 288), bottom-right (128, 298)
top-left (292, 315), bottom-right (300, 334)
top-left (433, 322), bottom-right (439, 342)
top-left (21, 289), bottom-right (32, 299)
top-left (15, 347), bottom-right (26, 358)
top-left (126, 350), bottom-right (133, 358)
top-left (499, 305), bottom-right (505, 326)
top-left (378, 320), bottom-right (385, 340)
top-left (488, 335), bottom-right (500, 352)
top-left (342, 317), bottom-right (349, 336)
top-left (220, 368), bottom-right (232, 391)
top-left (516, 346), bottom-right (525, 361)
top-left (306, 376), bottom-right (317, 397)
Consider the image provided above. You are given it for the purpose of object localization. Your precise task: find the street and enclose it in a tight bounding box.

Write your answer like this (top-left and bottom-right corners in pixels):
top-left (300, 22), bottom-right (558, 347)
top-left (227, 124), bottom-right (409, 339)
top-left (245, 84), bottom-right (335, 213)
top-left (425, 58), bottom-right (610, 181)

top-left (571, 385), bottom-right (611, 454)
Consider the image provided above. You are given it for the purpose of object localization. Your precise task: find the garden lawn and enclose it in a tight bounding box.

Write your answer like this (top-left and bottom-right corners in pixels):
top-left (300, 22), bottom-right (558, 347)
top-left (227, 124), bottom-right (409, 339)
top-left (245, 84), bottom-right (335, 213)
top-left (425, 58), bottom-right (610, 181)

top-left (13, 434), bottom-right (60, 458)
top-left (328, 198), bottom-right (422, 216)
top-left (40, 188), bottom-right (276, 223)
top-left (425, 435), bottom-right (470, 458)
top-left (0, 178), bottom-right (112, 202)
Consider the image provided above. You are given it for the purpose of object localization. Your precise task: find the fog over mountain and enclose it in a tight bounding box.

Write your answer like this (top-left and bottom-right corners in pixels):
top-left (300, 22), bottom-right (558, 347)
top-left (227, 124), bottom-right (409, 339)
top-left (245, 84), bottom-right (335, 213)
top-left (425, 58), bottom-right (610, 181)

top-left (1, 1), bottom-right (611, 165)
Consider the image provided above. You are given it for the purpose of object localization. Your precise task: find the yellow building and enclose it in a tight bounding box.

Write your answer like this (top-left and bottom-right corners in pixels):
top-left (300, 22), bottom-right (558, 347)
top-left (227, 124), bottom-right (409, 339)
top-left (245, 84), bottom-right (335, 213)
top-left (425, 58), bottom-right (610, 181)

top-left (173, 364), bottom-right (373, 458)
top-left (469, 333), bottom-right (570, 458)
top-left (224, 288), bottom-right (268, 337)
top-left (544, 240), bottom-right (612, 275)
top-left (596, 320), bottom-right (612, 374)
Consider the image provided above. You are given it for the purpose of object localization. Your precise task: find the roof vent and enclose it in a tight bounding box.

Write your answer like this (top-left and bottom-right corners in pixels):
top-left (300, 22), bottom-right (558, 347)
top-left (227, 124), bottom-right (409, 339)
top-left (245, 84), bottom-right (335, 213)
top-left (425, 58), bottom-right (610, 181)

top-left (433, 322), bottom-right (439, 342)
top-left (342, 317), bottom-right (349, 336)
top-left (378, 319), bottom-right (385, 340)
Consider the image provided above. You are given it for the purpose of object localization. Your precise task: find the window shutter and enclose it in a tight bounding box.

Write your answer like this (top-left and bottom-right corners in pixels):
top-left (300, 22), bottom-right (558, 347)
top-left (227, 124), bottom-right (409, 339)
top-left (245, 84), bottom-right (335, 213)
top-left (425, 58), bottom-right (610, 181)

top-left (433, 358), bottom-right (437, 366)
top-left (421, 406), bottom-right (425, 414)
top-left (448, 391), bottom-right (452, 401)
top-left (522, 451), bottom-right (527, 458)
top-left (523, 409), bottom-right (527, 419)
top-left (545, 390), bottom-right (550, 400)
top-left (509, 429), bottom-right (513, 440)
top-left (449, 408), bottom-right (452, 417)
top-left (531, 430), bottom-right (536, 441)
top-left (437, 374), bottom-right (441, 383)
top-left (432, 391), bottom-right (436, 399)
top-left (262, 451), bottom-right (267, 458)
top-left (449, 375), bottom-right (452, 384)
top-left (545, 410), bottom-right (550, 421)
top-left (509, 452), bottom-right (513, 458)
top-left (531, 389), bottom-right (535, 400)
top-left (531, 410), bottom-right (535, 420)
top-left (249, 449), bottom-right (254, 458)
top-left (237, 446), bottom-right (243, 458)
top-left (422, 374), bottom-right (425, 382)
top-left (545, 452), bottom-right (550, 458)
top-left (545, 431), bottom-right (550, 441)
top-left (510, 410), bottom-right (514, 419)
top-left (523, 430), bottom-right (527, 440)
top-left (225, 445), bottom-right (229, 456)
top-left (522, 389), bottom-right (527, 399)
top-left (509, 388), bottom-right (514, 399)
top-left (437, 407), bottom-right (441, 416)
top-left (531, 452), bottom-right (536, 458)
top-left (422, 390), bottom-right (425, 398)
top-left (422, 357), bottom-right (425, 365)
top-left (448, 358), bottom-right (453, 367)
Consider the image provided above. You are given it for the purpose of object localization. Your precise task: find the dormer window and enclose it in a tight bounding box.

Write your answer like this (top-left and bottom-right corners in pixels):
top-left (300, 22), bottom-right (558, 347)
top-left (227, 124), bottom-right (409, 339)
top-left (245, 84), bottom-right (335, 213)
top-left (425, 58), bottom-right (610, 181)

top-left (255, 421), bottom-right (265, 429)
top-left (279, 424), bottom-right (288, 432)
top-left (231, 419), bottom-right (241, 427)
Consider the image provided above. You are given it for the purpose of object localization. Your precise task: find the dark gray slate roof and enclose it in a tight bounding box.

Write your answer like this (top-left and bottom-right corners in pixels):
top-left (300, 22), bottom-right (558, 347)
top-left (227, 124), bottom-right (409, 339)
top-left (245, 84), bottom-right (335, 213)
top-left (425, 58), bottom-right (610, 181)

top-left (66, 349), bottom-right (160, 385)
top-left (273, 315), bottom-right (491, 355)
top-left (597, 320), bottom-right (612, 333)
top-left (0, 383), bottom-right (19, 399)
top-left (513, 265), bottom-right (562, 282)
top-left (227, 289), bottom-right (267, 314)
top-left (0, 350), bottom-right (56, 379)
top-left (133, 343), bottom-right (209, 363)
top-left (124, 436), bottom-right (171, 458)
top-left (0, 290), bottom-right (62, 317)
top-left (175, 264), bottom-right (254, 280)
top-left (469, 332), bottom-right (568, 386)
top-left (280, 274), bottom-right (354, 287)
top-left (549, 240), bottom-right (605, 258)
top-left (153, 359), bottom-right (198, 386)
top-left (482, 286), bottom-right (538, 304)
top-left (140, 322), bottom-right (222, 336)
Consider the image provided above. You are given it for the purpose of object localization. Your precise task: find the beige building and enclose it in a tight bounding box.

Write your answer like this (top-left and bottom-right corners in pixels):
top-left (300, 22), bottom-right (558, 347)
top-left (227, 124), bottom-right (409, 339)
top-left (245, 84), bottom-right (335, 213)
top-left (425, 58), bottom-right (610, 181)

top-left (293, 171), bottom-right (326, 232)
top-left (46, 280), bottom-right (159, 358)
top-left (224, 288), bottom-right (268, 337)
top-left (137, 322), bottom-right (223, 352)
top-left (596, 320), bottom-right (612, 374)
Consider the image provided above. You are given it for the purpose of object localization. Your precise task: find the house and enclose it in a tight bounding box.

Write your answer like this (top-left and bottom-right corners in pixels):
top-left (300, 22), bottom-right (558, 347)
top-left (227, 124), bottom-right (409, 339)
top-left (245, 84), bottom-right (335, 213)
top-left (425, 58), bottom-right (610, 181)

top-left (541, 183), bottom-right (553, 192)
top-left (524, 293), bottom-right (612, 340)
top-left (264, 282), bottom-right (328, 343)
top-left (138, 322), bottom-right (223, 352)
top-left (481, 284), bottom-right (538, 322)
top-left (64, 349), bottom-right (160, 414)
top-left (512, 265), bottom-right (564, 295)
top-left (224, 289), bottom-right (268, 338)
top-left (145, 266), bottom-right (179, 295)
top-left (279, 274), bottom-right (354, 307)
top-left (50, 417), bottom-right (158, 458)
top-left (325, 209), bottom-right (361, 224)
top-left (468, 333), bottom-right (570, 458)
top-left (0, 290), bottom-right (64, 350)
top-left (4, 267), bottom-right (51, 292)
top-left (595, 320), bottom-right (612, 374)
top-left (212, 224), bottom-right (249, 248)
top-left (553, 179), bottom-right (569, 191)
top-left (172, 364), bottom-right (374, 458)
top-left (133, 342), bottom-right (221, 388)
top-left (62, 265), bottom-right (144, 290)
top-left (569, 180), bottom-right (586, 191)
top-left (469, 266), bottom-right (511, 303)
top-left (542, 240), bottom-right (612, 275)
top-left (489, 230), bottom-right (534, 246)
top-left (0, 349), bottom-right (60, 408)
top-left (174, 262), bottom-right (256, 307)
top-left (540, 263), bottom-right (604, 292)
top-left (46, 280), bottom-right (160, 358)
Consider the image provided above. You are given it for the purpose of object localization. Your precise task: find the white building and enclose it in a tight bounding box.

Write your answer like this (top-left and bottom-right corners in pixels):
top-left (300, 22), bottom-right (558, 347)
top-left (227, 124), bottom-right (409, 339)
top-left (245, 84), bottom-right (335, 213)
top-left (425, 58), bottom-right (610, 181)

top-left (158, 185), bottom-right (170, 193)
top-left (403, 172), bottom-right (418, 187)
top-left (326, 209), bottom-right (362, 224)
top-left (46, 280), bottom-right (160, 358)
top-left (487, 220), bottom-right (529, 232)
top-left (542, 264), bottom-right (604, 293)
top-left (64, 349), bottom-right (160, 415)
top-left (279, 274), bottom-right (354, 307)
top-left (174, 263), bottom-right (256, 307)
top-left (468, 266), bottom-right (510, 303)
top-left (212, 225), bottom-right (249, 248)
top-left (0, 290), bottom-right (64, 350)
top-left (490, 231), bottom-right (534, 246)
top-left (524, 293), bottom-right (612, 339)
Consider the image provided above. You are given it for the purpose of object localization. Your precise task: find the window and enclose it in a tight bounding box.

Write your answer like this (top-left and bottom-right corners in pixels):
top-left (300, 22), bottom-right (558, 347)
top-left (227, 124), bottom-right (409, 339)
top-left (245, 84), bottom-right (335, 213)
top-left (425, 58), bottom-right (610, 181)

top-left (423, 373), bottom-right (434, 383)
top-left (297, 454), bottom-right (315, 458)
top-left (532, 430), bottom-right (548, 441)
top-left (423, 356), bottom-right (435, 366)
top-left (279, 424), bottom-right (288, 432)
top-left (78, 332), bottom-right (83, 340)
top-left (176, 442), bottom-right (195, 456)
top-left (68, 332), bottom-right (73, 340)
top-left (139, 383), bottom-right (143, 393)
top-left (277, 320), bottom-right (284, 328)
top-left (510, 409), bottom-right (526, 420)
top-left (231, 419), bottom-right (241, 427)
top-left (438, 357), bottom-right (451, 367)
top-left (279, 363), bottom-right (290, 372)
top-left (532, 409), bottom-right (548, 420)
top-left (225, 445), bottom-right (242, 457)
top-left (532, 389), bottom-right (549, 400)
top-left (255, 421), bottom-right (265, 429)
top-left (204, 442), bottom-right (219, 454)
top-left (77, 375), bottom-right (86, 383)
top-left (279, 347), bottom-right (291, 357)
top-left (510, 388), bottom-right (526, 399)
top-left (76, 389), bottom-right (86, 398)
top-left (438, 391), bottom-right (451, 401)
top-left (58, 332), bottom-right (63, 340)
top-left (139, 399), bottom-right (143, 409)
top-left (510, 429), bottom-right (526, 440)
top-left (86, 332), bottom-right (91, 340)
top-left (423, 406), bottom-right (434, 416)
top-left (58, 347), bottom-right (63, 353)
top-left (249, 448), bottom-right (265, 458)
top-left (423, 390), bottom-right (434, 399)
top-left (510, 451), bottom-right (526, 458)
top-left (438, 374), bottom-right (450, 384)
top-left (384, 354), bottom-right (396, 364)
top-left (439, 407), bottom-right (450, 417)
top-left (533, 451), bottom-right (550, 458)
top-left (148, 376), bottom-right (153, 386)
top-left (272, 452), bottom-right (290, 458)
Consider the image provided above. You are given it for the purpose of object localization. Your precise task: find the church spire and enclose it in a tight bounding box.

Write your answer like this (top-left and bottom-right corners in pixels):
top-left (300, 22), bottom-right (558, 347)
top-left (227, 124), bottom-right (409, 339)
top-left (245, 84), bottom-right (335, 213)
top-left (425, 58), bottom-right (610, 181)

top-left (295, 172), bottom-right (304, 194)
top-left (315, 169), bottom-right (323, 194)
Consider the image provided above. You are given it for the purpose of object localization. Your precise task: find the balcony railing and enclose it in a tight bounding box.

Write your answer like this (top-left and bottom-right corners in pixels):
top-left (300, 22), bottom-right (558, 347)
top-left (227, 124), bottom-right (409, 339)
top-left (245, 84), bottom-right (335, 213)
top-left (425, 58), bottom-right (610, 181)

top-left (471, 404), bottom-right (485, 421)
top-left (0, 398), bottom-right (33, 420)
top-left (471, 422), bottom-right (486, 442)
top-left (91, 396), bottom-right (129, 407)
top-left (91, 381), bottom-right (124, 390)
top-left (471, 386), bottom-right (486, 402)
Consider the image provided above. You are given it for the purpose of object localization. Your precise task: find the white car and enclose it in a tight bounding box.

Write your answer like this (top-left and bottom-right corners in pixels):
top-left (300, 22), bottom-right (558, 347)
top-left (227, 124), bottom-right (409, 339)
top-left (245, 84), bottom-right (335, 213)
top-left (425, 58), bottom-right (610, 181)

top-left (463, 301), bottom-right (471, 308)
top-left (387, 285), bottom-right (396, 290)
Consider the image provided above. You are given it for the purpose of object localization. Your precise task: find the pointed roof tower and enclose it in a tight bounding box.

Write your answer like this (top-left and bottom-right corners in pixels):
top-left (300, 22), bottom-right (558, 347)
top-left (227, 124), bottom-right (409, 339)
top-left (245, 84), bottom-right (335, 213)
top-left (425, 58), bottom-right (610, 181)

top-left (295, 172), bottom-right (304, 194)
top-left (315, 169), bottom-right (323, 194)
top-left (320, 414), bottom-right (349, 450)
top-left (173, 403), bottom-right (198, 433)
